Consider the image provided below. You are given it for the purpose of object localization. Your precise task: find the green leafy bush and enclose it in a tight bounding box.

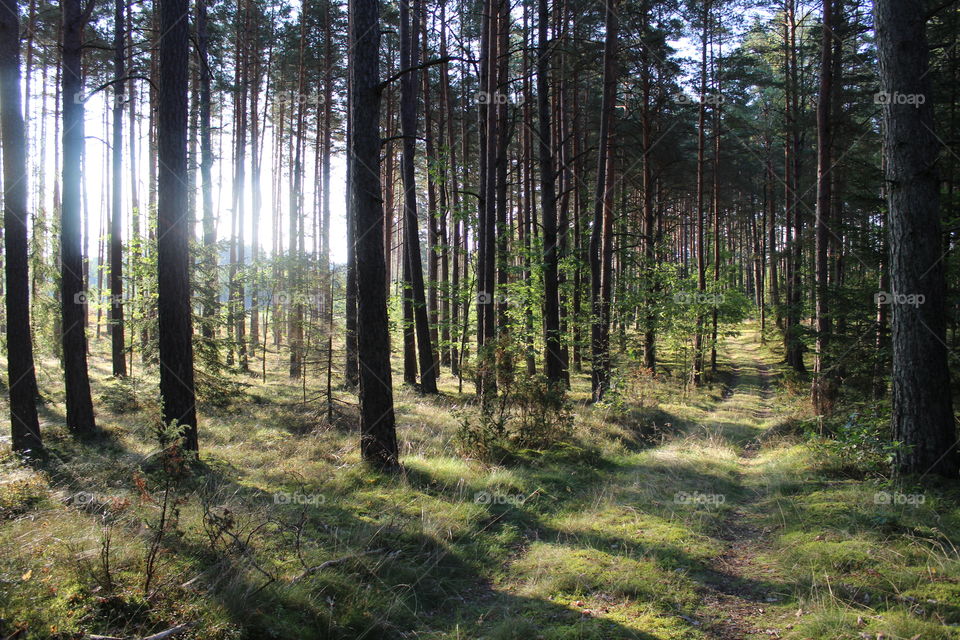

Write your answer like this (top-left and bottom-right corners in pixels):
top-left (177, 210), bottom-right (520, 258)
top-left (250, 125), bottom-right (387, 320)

top-left (455, 376), bottom-right (573, 461)
top-left (810, 405), bottom-right (901, 476)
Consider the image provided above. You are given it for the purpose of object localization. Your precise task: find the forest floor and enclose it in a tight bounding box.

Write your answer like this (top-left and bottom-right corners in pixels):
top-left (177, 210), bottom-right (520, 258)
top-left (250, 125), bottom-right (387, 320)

top-left (2, 324), bottom-right (960, 639)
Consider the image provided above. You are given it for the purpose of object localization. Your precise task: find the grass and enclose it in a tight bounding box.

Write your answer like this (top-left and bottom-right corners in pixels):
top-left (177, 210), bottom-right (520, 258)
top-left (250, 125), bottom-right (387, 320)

top-left (1, 323), bottom-right (959, 639)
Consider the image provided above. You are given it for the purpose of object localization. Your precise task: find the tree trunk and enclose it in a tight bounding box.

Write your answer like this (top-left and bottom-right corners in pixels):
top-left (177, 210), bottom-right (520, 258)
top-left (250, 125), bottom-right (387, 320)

top-left (875, 0), bottom-right (958, 477)
top-left (641, 0), bottom-right (657, 373)
top-left (476, 0), bottom-right (498, 397)
top-left (157, 0), bottom-right (199, 450)
top-left (110, 0), bottom-right (126, 377)
top-left (197, 0), bottom-right (217, 347)
top-left (812, 0), bottom-right (836, 416)
top-left (350, 0), bottom-right (399, 469)
top-left (538, 0), bottom-right (562, 385)
top-left (693, 1), bottom-right (709, 385)
top-left (61, 0), bottom-right (97, 435)
top-left (399, 0), bottom-right (437, 392)
top-left (590, 0), bottom-right (618, 402)
top-left (0, 0), bottom-right (42, 453)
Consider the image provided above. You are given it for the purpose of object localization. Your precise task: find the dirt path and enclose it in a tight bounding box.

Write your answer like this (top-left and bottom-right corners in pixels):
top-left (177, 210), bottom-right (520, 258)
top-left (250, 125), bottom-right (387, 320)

top-left (695, 333), bottom-right (782, 639)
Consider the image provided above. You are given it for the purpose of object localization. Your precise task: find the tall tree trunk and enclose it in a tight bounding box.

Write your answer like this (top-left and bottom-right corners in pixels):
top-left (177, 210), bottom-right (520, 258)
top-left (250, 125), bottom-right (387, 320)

top-left (399, 0), bottom-right (437, 392)
top-left (538, 0), bottom-right (563, 385)
top-left (693, 1), bottom-right (709, 385)
top-left (0, 0), bottom-right (42, 453)
top-left (110, 0), bottom-right (126, 377)
top-left (126, 1), bottom-right (139, 371)
top-left (232, 0), bottom-right (249, 371)
top-left (590, 0), bottom-right (618, 402)
top-left (157, 0), bottom-right (199, 450)
top-left (321, 6), bottom-right (333, 325)
top-left (350, 0), bottom-right (398, 469)
top-left (709, 34), bottom-right (722, 374)
top-left (875, 0), bottom-right (958, 477)
top-left (421, 12), bottom-right (441, 374)
top-left (288, 16), bottom-right (307, 379)
top-left (198, 0), bottom-right (217, 347)
top-left (476, 0), bottom-right (498, 397)
top-left (344, 7), bottom-right (360, 389)
top-left (812, 0), bottom-right (836, 416)
top-left (494, 0), bottom-right (512, 387)
top-left (784, 0), bottom-right (806, 373)
top-left (250, 52), bottom-right (263, 357)
top-left (641, 0), bottom-right (657, 373)
top-left (61, 0), bottom-right (97, 435)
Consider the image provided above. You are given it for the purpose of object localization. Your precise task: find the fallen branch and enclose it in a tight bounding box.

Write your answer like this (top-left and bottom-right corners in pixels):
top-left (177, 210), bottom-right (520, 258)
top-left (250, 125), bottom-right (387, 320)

top-left (291, 548), bottom-right (386, 584)
top-left (87, 622), bottom-right (194, 640)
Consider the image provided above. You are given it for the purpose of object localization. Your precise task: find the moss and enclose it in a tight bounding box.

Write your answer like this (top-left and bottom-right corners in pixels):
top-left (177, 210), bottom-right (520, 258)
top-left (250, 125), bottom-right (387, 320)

top-left (511, 542), bottom-right (698, 610)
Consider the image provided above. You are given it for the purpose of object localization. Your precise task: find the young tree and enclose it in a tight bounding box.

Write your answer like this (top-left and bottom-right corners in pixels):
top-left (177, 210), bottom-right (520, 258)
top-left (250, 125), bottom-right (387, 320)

top-left (350, 0), bottom-right (399, 469)
top-left (157, 0), bottom-right (199, 450)
top-left (61, 0), bottom-right (97, 435)
top-left (0, 0), bottom-right (42, 453)
top-left (875, 0), bottom-right (958, 477)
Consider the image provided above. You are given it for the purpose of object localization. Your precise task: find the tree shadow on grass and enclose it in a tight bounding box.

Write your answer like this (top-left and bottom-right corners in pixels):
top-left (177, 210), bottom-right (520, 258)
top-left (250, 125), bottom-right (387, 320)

top-left (20, 437), bottom-right (674, 639)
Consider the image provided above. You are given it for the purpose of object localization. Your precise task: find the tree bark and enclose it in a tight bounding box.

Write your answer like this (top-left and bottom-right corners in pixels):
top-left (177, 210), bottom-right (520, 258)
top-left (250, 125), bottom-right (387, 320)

top-left (399, 0), bottom-right (437, 392)
top-left (0, 0), bottom-right (42, 453)
top-left (110, 0), bottom-right (126, 377)
top-left (875, 0), bottom-right (958, 477)
top-left (590, 0), bottom-right (618, 402)
top-left (61, 0), bottom-right (97, 435)
top-left (538, 0), bottom-right (563, 385)
top-left (812, 0), bottom-right (836, 416)
top-left (157, 0), bottom-right (199, 450)
top-left (350, 0), bottom-right (399, 469)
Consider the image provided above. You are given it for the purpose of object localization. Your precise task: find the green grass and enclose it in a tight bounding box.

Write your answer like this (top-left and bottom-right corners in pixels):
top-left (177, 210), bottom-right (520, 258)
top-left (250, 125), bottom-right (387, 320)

top-left (1, 324), bottom-right (959, 639)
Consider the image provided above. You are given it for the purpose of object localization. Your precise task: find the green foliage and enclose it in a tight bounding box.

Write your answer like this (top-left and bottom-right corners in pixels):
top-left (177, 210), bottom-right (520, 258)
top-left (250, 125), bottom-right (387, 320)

top-left (455, 376), bottom-right (574, 461)
top-left (0, 474), bottom-right (49, 519)
top-left (512, 376), bottom-right (574, 449)
top-left (97, 377), bottom-right (146, 414)
top-left (808, 405), bottom-right (901, 477)
top-left (454, 394), bottom-right (510, 463)
top-left (194, 368), bottom-right (254, 412)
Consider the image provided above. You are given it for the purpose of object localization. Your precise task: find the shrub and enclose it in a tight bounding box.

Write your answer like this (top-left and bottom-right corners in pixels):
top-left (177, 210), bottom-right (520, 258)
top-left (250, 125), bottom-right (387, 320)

top-left (454, 376), bottom-right (573, 461)
top-left (810, 405), bottom-right (901, 477)
top-left (98, 377), bottom-right (144, 413)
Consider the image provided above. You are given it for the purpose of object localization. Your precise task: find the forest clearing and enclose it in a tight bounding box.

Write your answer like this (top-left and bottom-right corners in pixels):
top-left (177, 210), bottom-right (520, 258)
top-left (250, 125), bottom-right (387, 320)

top-left (2, 0), bottom-right (960, 637)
